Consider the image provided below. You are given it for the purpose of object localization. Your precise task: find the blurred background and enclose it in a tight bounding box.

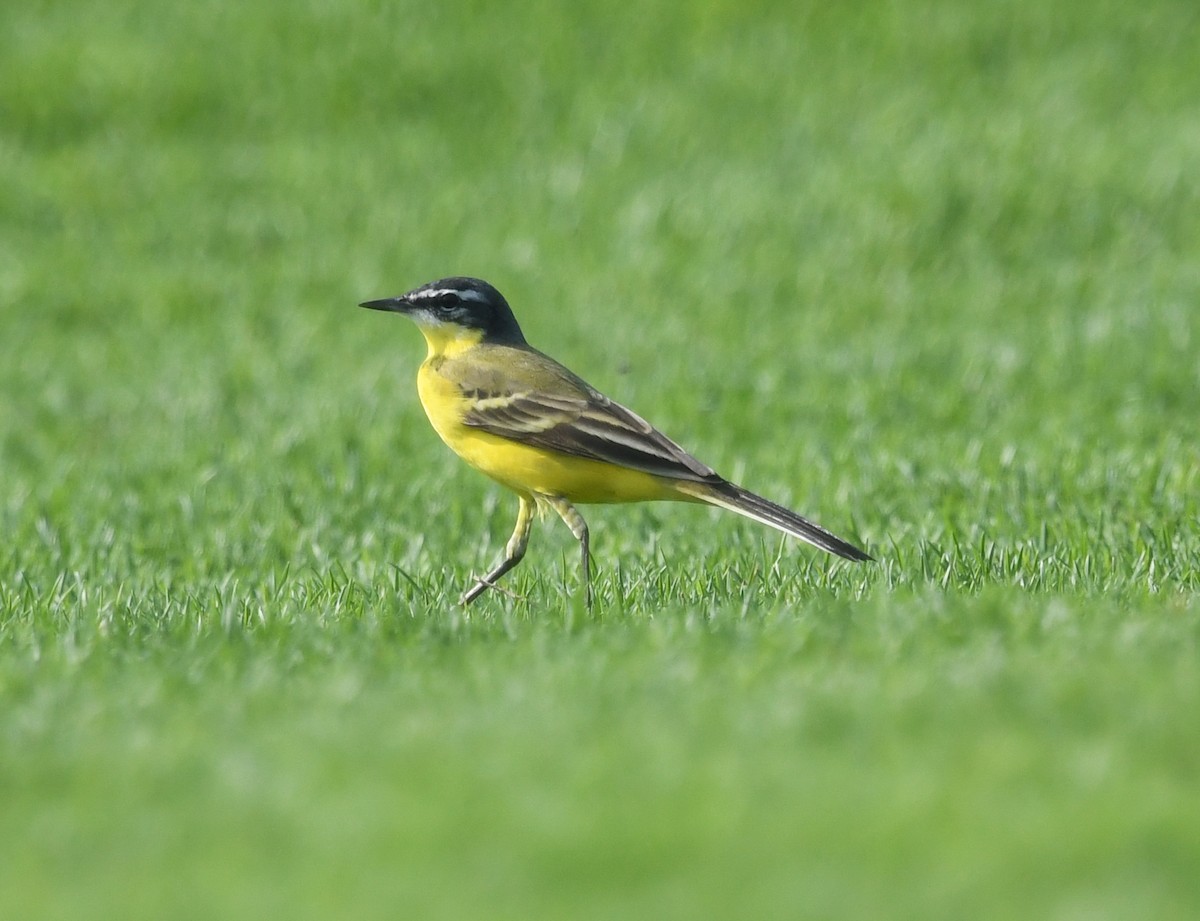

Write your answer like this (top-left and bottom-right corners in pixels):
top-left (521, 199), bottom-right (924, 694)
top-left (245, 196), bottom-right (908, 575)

top-left (2, 1), bottom-right (1198, 918)
top-left (3, 1), bottom-right (1197, 553)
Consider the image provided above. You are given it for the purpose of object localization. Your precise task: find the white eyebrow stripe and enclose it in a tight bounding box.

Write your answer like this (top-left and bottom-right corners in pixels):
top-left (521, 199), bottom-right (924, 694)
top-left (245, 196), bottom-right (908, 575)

top-left (413, 287), bottom-right (488, 303)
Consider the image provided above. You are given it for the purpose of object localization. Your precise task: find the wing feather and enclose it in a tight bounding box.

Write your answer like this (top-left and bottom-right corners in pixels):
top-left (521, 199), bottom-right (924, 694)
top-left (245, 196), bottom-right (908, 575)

top-left (462, 386), bottom-right (719, 483)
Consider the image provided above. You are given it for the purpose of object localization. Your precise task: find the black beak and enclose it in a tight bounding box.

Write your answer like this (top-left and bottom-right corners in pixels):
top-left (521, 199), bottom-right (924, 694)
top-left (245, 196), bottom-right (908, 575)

top-left (359, 296), bottom-right (410, 312)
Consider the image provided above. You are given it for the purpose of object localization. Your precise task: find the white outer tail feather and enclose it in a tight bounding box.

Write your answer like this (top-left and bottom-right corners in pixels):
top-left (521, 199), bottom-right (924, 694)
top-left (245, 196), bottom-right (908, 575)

top-left (677, 481), bottom-right (872, 562)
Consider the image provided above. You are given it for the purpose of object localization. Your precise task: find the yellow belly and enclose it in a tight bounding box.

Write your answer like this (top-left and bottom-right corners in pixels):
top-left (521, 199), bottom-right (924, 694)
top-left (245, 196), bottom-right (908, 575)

top-left (416, 364), bottom-right (678, 503)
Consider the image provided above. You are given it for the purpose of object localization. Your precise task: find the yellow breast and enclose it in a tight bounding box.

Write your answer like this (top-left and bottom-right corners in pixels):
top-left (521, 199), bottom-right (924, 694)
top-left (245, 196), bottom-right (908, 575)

top-left (415, 359), bottom-right (676, 504)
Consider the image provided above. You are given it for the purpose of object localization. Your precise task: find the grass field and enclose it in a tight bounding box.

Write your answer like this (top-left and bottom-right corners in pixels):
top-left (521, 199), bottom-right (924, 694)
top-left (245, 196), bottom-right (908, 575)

top-left (2, 1), bottom-right (1199, 918)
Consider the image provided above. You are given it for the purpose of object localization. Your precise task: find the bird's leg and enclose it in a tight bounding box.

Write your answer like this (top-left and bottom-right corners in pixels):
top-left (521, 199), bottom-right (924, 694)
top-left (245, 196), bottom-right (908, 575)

top-left (545, 496), bottom-right (592, 608)
top-left (460, 494), bottom-right (534, 605)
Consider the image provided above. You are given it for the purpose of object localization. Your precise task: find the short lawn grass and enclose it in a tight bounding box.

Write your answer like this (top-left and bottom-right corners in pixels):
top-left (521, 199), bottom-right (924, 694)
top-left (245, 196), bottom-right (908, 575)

top-left (2, 1), bottom-right (1198, 918)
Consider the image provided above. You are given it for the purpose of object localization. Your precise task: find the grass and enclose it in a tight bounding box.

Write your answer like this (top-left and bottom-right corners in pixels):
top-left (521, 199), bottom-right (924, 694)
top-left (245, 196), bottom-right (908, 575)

top-left (2, 0), bottom-right (1199, 918)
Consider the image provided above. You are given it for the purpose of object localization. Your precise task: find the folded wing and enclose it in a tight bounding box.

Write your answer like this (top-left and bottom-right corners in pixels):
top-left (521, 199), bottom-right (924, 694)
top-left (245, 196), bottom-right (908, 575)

top-left (462, 385), bottom-right (720, 484)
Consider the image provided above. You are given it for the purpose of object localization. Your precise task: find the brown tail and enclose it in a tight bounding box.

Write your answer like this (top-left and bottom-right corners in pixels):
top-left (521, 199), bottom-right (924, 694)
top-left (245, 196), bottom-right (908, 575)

top-left (677, 480), bottom-right (872, 562)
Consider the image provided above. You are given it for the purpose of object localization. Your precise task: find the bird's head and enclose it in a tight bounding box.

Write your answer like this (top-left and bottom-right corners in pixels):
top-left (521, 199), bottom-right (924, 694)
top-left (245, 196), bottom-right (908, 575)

top-left (360, 277), bottom-right (526, 355)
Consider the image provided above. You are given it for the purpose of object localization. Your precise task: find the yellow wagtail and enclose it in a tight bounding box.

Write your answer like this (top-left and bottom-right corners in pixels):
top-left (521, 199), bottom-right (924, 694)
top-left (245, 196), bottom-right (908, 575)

top-left (360, 277), bottom-right (871, 605)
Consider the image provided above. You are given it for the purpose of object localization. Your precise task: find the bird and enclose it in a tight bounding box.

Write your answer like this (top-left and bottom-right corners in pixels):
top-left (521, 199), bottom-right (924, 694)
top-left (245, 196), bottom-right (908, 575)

top-left (360, 276), bottom-right (871, 606)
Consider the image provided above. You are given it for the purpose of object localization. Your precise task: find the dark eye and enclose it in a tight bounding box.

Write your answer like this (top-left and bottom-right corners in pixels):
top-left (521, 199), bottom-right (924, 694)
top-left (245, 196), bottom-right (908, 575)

top-left (435, 293), bottom-right (459, 311)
